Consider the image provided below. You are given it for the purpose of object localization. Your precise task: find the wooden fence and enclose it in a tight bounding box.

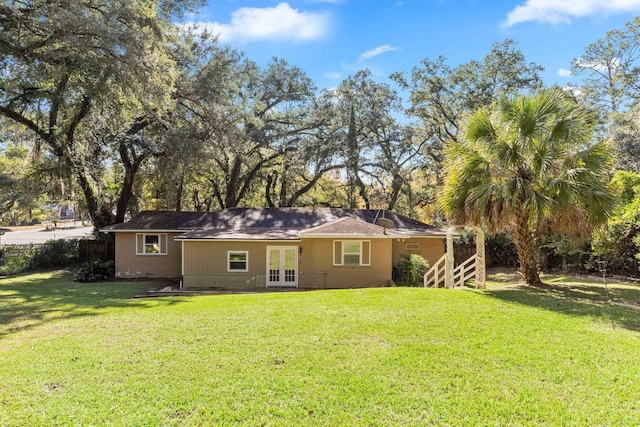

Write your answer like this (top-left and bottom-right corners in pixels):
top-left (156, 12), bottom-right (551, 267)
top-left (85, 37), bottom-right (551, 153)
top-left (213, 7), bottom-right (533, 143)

top-left (78, 239), bottom-right (114, 263)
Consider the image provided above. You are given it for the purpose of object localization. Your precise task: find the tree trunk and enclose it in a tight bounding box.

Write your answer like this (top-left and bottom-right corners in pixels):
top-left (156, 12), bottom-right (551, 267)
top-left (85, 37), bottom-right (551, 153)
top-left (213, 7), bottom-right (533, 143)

top-left (175, 176), bottom-right (183, 212)
top-left (510, 205), bottom-right (543, 287)
top-left (387, 172), bottom-right (403, 210)
top-left (355, 174), bottom-right (370, 209)
top-left (114, 166), bottom-right (135, 224)
top-left (75, 168), bottom-right (113, 229)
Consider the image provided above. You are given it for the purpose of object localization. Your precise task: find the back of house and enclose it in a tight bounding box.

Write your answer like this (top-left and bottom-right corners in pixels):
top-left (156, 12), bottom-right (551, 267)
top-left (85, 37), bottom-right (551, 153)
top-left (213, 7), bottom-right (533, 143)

top-left (101, 208), bottom-right (447, 289)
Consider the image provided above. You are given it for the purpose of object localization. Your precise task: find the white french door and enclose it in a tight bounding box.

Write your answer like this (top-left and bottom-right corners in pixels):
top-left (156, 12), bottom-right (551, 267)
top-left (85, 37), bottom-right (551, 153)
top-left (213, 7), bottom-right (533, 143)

top-left (266, 246), bottom-right (298, 287)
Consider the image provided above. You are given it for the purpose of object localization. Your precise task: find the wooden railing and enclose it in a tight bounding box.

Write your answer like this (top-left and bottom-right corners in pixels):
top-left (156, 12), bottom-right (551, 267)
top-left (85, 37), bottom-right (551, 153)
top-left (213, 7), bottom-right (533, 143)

top-left (453, 254), bottom-right (477, 287)
top-left (423, 254), bottom-right (446, 288)
top-left (424, 254), bottom-right (479, 288)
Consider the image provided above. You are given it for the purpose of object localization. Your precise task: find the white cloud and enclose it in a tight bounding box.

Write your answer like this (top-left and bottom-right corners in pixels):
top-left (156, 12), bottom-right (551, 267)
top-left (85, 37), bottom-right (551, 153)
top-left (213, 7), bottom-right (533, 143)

top-left (575, 57), bottom-right (621, 73)
top-left (503, 0), bottom-right (640, 27)
top-left (358, 45), bottom-right (400, 62)
top-left (185, 3), bottom-right (330, 43)
top-left (324, 71), bottom-right (342, 79)
top-left (563, 85), bottom-right (583, 97)
top-left (557, 68), bottom-right (573, 77)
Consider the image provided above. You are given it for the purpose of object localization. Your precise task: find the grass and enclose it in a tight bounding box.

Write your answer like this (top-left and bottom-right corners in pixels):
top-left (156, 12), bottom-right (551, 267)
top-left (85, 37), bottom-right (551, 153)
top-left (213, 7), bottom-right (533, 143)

top-left (0, 271), bottom-right (639, 426)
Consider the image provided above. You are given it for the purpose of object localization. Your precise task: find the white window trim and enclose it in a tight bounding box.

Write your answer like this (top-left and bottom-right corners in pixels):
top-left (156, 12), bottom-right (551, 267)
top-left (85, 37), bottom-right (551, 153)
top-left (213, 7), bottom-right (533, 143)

top-left (333, 240), bottom-right (371, 266)
top-left (136, 233), bottom-right (167, 256)
top-left (227, 250), bottom-right (249, 273)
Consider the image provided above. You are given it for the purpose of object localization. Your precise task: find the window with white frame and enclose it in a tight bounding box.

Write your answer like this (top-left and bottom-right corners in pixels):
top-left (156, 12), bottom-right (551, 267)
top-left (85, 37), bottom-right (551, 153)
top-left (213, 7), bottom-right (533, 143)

top-left (136, 233), bottom-right (167, 255)
top-left (343, 241), bottom-right (361, 265)
top-left (227, 251), bottom-right (249, 272)
top-left (333, 240), bottom-right (371, 266)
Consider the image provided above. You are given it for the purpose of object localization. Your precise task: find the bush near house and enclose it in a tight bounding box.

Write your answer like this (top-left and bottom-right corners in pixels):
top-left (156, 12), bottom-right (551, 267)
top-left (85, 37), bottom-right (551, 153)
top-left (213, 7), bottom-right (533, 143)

top-left (395, 253), bottom-right (430, 286)
top-left (73, 260), bottom-right (115, 282)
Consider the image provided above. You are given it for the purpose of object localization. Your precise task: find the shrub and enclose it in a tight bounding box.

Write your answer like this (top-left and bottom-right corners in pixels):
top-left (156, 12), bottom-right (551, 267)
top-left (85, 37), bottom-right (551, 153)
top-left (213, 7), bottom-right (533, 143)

top-left (28, 239), bottom-right (79, 270)
top-left (73, 260), bottom-right (114, 282)
top-left (591, 171), bottom-right (640, 277)
top-left (540, 235), bottom-right (592, 273)
top-left (396, 254), bottom-right (430, 287)
top-left (0, 250), bottom-right (31, 276)
top-left (485, 233), bottom-right (519, 267)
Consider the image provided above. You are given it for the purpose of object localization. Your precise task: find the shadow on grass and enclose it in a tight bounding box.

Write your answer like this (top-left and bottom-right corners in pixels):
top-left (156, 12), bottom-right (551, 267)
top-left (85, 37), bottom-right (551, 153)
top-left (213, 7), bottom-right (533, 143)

top-left (0, 270), bottom-right (185, 338)
top-left (483, 277), bottom-right (640, 333)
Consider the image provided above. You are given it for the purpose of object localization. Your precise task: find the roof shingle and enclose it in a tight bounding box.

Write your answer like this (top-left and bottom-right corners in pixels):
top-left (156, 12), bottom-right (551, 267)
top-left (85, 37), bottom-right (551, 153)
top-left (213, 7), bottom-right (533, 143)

top-left (101, 208), bottom-right (447, 239)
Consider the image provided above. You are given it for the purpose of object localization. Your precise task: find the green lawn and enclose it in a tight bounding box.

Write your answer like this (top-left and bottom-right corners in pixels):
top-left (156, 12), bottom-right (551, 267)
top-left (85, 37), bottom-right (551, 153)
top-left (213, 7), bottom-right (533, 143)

top-left (1, 271), bottom-right (639, 426)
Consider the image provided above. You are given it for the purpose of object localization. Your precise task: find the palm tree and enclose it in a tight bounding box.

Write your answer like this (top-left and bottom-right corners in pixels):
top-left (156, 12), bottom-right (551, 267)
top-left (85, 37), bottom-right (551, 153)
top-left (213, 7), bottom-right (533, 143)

top-left (440, 90), bottom-right (614, 286)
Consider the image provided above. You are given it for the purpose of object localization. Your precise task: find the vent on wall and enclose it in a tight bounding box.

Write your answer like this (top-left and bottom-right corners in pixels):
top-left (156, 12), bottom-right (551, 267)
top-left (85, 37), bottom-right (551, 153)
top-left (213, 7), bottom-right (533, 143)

top-left (406, 243), bottom-right (421, 251)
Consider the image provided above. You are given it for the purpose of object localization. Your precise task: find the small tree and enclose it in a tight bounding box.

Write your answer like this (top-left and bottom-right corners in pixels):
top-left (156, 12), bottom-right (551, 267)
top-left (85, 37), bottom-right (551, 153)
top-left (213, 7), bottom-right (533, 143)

top-left (440, 90), bottom-right (614, 287)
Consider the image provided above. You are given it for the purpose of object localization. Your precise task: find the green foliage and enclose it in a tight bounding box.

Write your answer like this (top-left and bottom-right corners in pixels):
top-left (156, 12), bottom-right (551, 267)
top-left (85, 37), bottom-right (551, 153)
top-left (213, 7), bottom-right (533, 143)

top-left (610, 108), bottom-right (640, 172)
top-left (0, 248), bottom-right (31, 276)
top-left (27, 240), bottom-right (80, 270)
top-left (396, 253), bottom-right (430, 286)
top-left (0, 1), bottom-right (199, 227)
top-left (486, 233), bottom-right (519, 267)
top-left (73, 260), bottom-right (115, 282)
top-left (540, 235), bottom-right (593, 273)
top-left (592, 171), bottom-right (640, 277)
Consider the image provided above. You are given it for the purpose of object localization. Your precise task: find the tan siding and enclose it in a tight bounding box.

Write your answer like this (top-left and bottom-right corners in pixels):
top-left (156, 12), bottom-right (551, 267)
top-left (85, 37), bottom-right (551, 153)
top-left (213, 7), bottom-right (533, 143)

top-left (391, 237), bottom-right (446, 267)
top-left (115, 232), bottom-right (182, 278)
top-left (182, 238), bottom-right (394, 289)
top-left (300, 238), bottom-right (392, 288)
top-left (183, 241), bottom-right (300, 289)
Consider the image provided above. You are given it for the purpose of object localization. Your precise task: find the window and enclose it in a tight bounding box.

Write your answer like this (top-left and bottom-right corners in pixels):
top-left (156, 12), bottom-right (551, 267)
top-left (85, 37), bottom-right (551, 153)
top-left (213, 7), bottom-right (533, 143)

top-left (136, 233), bottom-right (167, 255)
top-left (228, 251), bottom-right (248, 272)
top-left (144, 235), bottom-right (160, 254)
top-left (333, 240), bottom-right (371, 266)
top-left (343, 241), bottom-right (361, 265)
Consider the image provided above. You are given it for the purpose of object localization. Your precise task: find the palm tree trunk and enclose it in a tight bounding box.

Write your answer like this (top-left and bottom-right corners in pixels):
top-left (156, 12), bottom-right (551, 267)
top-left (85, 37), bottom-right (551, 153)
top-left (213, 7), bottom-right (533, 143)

top-left (511, 205), bottom-right (543, 287)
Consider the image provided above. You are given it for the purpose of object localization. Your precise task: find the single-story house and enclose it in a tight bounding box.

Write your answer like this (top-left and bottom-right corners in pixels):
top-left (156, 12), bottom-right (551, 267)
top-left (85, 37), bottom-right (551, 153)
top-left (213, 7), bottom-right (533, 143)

top-left (101, 208), bottom-right (448, 289)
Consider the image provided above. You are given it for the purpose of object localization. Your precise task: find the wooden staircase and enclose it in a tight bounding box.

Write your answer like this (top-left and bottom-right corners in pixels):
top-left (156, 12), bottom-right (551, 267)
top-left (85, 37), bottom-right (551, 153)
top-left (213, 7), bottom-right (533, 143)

top-left (423, 254), bottom-right (446, 288)
top-left (424, 254), bottom-right (483, 288)
top-left (423, 226), bottom-right (486, 289)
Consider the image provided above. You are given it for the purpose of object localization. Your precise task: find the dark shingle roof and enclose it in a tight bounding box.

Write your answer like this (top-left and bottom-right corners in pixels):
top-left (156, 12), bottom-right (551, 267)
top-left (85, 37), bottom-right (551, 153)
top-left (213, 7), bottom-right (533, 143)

top-left (101, 208), bottom-right (446, 239)
top-left (301, 217), bottom-right (387, 236)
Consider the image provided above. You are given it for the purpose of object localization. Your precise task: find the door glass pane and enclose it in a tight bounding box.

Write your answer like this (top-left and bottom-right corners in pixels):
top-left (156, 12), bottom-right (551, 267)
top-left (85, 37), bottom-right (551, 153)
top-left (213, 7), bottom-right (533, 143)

top-left (269, 249), bottom-right (280, 269)
top-left (285, 270), bottom-right (296, 282)
top-left (284, 248), bottom-right (295, 270)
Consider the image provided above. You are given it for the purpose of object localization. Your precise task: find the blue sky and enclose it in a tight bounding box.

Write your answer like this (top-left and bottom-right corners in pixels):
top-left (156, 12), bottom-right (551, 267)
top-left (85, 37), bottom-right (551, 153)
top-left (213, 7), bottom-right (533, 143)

top-left (183, 0), bottom-right (640, 91)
